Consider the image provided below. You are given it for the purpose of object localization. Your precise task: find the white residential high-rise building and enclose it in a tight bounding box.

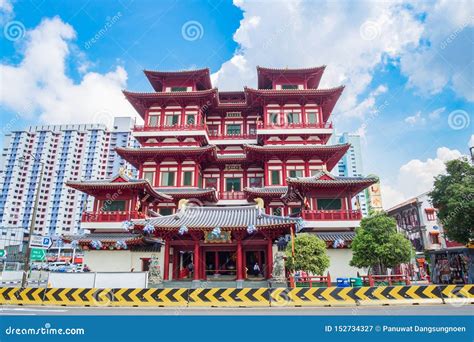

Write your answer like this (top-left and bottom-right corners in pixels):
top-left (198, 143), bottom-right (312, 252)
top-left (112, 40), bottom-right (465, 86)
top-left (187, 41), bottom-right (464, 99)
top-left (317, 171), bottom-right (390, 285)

top-left (0, 117), bottom-right (138, 237)
top-left (332, 132), bottom-right (369, 216)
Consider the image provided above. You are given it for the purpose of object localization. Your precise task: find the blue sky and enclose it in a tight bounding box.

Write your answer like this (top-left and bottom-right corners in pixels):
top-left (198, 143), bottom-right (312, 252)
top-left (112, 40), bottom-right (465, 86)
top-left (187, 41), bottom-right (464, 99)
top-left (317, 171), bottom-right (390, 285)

top-left (0, 0), bottom-right (473, 208)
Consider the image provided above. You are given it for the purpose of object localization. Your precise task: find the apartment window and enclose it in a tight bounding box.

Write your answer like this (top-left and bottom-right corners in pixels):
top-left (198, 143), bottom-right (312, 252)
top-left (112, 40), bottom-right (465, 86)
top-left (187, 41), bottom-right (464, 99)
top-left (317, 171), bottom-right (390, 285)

top-left (159, 208), bottom-right (173, 216)
top-left (171, 86), bottom-right (187, 92)
top-left (226, 124), bottom-right (241, 136)
top-left (281, 84), bottom-right (298, 90)
top-left (306, 111), bottom-right (319, 124)
top-left (148, 115), bottom-right (159, 127)
top-left (286, 112), bottom-right (300, 124)
top-left (317, 198), bottom-right (342, 210)
top-left (425, 209), bottom-right (436, 221)
top-left (268, 112), bottom-right (279, 124)
top-left (288, 170), bottom-right (303, 178)
top-left (161, 171), bottom-right (176, 186)
top-left (205, 177), bottom-right (218, 189)
top-left (165, 115), bottom-right (179, 126)
top-left (183, 171), bottom-right (193, 186)
top-left (270, 170), bottom-right (281, 185)
top-left (102, 200), bottom-right (126, 212)
top-left (225, 177), bottom-right (241, 191)
top-left (249, 177), bottom-right (263, 188)
top-left (143, 171), bottom-right (155, 185)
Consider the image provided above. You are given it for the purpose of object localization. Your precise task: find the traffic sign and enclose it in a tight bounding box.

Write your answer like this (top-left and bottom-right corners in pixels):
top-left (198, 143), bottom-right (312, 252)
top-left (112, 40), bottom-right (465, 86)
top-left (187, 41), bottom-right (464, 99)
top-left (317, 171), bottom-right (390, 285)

top-left (30, 248), bottom-right (46, 261)
top-left (29, 235), bottom-right (53, 249)
top-left (0, 249), bottom-right (6, 258)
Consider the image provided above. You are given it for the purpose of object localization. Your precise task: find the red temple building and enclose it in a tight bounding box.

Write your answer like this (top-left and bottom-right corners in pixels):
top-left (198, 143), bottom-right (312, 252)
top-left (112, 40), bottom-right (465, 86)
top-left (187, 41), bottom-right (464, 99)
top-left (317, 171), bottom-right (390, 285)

top-left (64, 66), bottom-right (377, 285)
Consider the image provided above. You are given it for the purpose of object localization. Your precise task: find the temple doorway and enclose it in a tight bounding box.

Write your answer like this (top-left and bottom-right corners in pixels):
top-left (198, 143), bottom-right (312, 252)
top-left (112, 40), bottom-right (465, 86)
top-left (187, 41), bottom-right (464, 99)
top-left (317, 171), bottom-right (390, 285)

top-left (245, 250), bottom-right (266, 280)
top-left (205, 251), bottom-right (237, 280)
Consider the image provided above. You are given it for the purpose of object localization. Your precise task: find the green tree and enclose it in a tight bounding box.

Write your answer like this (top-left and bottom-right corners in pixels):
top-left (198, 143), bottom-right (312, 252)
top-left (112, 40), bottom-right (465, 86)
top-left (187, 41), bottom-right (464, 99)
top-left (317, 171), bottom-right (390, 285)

top-left (350, 213), bottom-right (413, 274)
top-left (429, 158), bottom-right (474, 244)
top-left (285, 233), bottom-right (330, 274)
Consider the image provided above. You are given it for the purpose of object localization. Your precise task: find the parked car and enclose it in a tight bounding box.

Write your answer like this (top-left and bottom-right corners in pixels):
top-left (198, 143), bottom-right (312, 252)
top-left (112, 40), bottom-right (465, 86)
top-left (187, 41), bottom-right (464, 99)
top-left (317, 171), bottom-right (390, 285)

top-left (48, 262), bottom-right (68, 272)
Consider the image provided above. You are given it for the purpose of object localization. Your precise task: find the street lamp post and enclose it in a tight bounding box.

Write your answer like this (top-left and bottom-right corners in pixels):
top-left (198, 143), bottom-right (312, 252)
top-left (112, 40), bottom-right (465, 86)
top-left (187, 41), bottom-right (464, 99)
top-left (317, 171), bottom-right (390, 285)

top-left (20, 154), bottom-right (45, 288)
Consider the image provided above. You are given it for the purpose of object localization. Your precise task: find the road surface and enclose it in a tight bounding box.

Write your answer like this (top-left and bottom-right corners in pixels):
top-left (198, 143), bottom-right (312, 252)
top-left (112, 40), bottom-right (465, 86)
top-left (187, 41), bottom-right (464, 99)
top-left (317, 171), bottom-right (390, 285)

top-left (0, 304), bottom-right (471, 315)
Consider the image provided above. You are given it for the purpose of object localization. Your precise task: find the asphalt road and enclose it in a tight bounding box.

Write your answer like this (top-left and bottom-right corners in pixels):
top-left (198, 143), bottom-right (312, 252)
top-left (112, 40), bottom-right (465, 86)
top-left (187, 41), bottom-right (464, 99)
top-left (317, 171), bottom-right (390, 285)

top-left (0, 304), bottom-right (472, 316)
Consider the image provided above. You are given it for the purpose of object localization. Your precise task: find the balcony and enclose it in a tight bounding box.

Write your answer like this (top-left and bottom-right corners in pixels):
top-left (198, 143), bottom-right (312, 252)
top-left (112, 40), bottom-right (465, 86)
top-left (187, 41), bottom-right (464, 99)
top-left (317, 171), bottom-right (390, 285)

top-left (257, 121), bottom-right (333, 130)
top-left (207, 131), bottom-right (257, 141)
top-left (134, 124), bottom-right (206, 132)
top-left (218, 191), bottom-right (247, 200)
top-left (81, 211), bottom-right (145, 222)
top-left (301, 209), bottom-right (362, 221)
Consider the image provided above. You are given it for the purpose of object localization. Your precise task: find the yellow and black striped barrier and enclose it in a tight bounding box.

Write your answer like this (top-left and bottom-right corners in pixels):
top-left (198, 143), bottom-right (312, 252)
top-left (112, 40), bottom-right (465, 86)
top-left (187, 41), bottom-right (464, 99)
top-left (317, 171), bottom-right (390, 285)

top-left (112, 288), bottom-right (188, 307)
top-left (0, 285), bottom-right (472, 307)
top-left (188, 288), bottom-right (269, 307)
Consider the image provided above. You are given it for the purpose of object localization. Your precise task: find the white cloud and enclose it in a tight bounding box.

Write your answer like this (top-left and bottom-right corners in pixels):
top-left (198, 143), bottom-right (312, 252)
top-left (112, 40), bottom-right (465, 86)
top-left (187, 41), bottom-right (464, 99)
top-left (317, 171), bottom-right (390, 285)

top-left (428, 106), bottom-right (446, 120)
top-left (399, 1), bottom-right (474, 101)
top-left (382, 147), bottom-right (463, 209)
top-left (213, 1), bottom-right (472, 129)
top-left (0, 0), bottom-right (12, 15)
top-left (213, 1), bottom-right (424, 118)
top-left (404, 106), bottom-right (446, 126)
top-left (404, 111), bottom-right (426, 126)
top-left (469, 134), bottom-right (474, 148)
top-left (0, 17), bottom-right (136, 126)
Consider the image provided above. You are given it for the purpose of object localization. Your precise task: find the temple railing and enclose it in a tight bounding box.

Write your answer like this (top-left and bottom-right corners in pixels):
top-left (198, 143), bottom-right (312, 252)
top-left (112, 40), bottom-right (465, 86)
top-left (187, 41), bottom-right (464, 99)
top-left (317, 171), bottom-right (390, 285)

top-left (81, 211), bottom-right (145, 222)
top-left (134, 124), bottom-right (206, 132)
top-left (207, 131), bottom-right (257, 140)
top-left (301, 209), bottom-right (362, 221)
top-left (218, 191), bottom-right (246, 200)
top-left (257, 121), bottom-right (333, 129)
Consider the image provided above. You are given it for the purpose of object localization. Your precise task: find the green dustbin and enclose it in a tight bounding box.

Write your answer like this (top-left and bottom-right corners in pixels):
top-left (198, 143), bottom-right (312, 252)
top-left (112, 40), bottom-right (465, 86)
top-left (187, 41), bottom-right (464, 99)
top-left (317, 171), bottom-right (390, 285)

top-left (350, 277), bottom-right (363, 287)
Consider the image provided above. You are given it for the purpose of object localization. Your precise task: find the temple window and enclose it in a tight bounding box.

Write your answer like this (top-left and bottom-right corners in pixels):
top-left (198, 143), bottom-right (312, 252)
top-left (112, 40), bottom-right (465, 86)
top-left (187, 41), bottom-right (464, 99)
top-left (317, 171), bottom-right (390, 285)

top-left (226, 124), bottom-right (241, 136)
top-left (170, 86), bottom-right (188, 92)
top-left (270, 170), bottom-right (281, 185)
top-left (101, 200), bottom-right (126, 212)
top-left (306, 110), bottom-right (319, 124)
top-left (288, 170), bottom-right (303, 178)
top-left (268, 112), bottom-right (279, 125)
top-left (207, 125), bottom-right (219, 136)
top-left (205, 177), bottom-right (218, 189)
top-left (317, 198), bottom-right (342, 210)
top-left (143, 171), bottom-right (155, 185)
top-left (160, 171), bottom-right (176, 186)
top-left (183, 171), bottom-right (193, 186)
top-left (248, 123), bottom-right (257, 135)
top-left (159, 208), bottom-right (173, 216)
top-left (286, 111), bottom-right (300, 124)
top-left (165, 113), bottom-right (179, 126)
top-left (281, 84), bottom-right (299, 90)
top-left (148, 115), bottom-right (159, 127)
top-left (248, 177), bottom-right (263, 188)
top-left (186, 114), bottom-right (196, 125)
top-left (225, 177), bottom-right (241, 191)
top-left (271, 207), bottom-right (283, 216)
top-left (290, 207), bottom-right (301, 215)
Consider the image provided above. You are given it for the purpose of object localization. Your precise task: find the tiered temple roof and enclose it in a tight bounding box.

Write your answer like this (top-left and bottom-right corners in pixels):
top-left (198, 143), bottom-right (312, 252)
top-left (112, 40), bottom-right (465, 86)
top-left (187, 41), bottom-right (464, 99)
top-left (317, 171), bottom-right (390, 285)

top-left (256, 65), bottom-right (326, 89)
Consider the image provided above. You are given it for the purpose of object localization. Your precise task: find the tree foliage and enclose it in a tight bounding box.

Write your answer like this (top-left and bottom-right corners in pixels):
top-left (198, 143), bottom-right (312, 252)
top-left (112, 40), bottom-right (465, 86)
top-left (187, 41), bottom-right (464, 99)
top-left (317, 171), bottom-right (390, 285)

top-left (285, 233), bottom-right (330, 275)
top-left (350, 213), bottom-right (413, 273)
top-left (429, 158), bottom-right (474, 244)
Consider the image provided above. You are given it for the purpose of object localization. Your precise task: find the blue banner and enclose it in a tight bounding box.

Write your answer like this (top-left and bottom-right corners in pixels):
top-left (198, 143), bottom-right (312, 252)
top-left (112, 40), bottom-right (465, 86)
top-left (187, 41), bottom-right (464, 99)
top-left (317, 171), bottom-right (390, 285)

top-left (0, 315), bottom-right (472, 342)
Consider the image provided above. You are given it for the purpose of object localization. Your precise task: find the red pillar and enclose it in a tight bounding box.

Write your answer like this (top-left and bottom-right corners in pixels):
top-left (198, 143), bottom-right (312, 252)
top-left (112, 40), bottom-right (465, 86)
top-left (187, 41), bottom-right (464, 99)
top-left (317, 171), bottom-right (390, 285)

top-left (193, 240), bottom-right (200, 281)
top-left (163, 240), bottom-right (170, 280)
top-left (267, 239), bottom-right (273, 279)
top-left (172, 248), bottom-right (179, 280)
top-left (236, 239), bottom-right (243, 280)
top-left (214, 251), bottom-right (219, 274)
